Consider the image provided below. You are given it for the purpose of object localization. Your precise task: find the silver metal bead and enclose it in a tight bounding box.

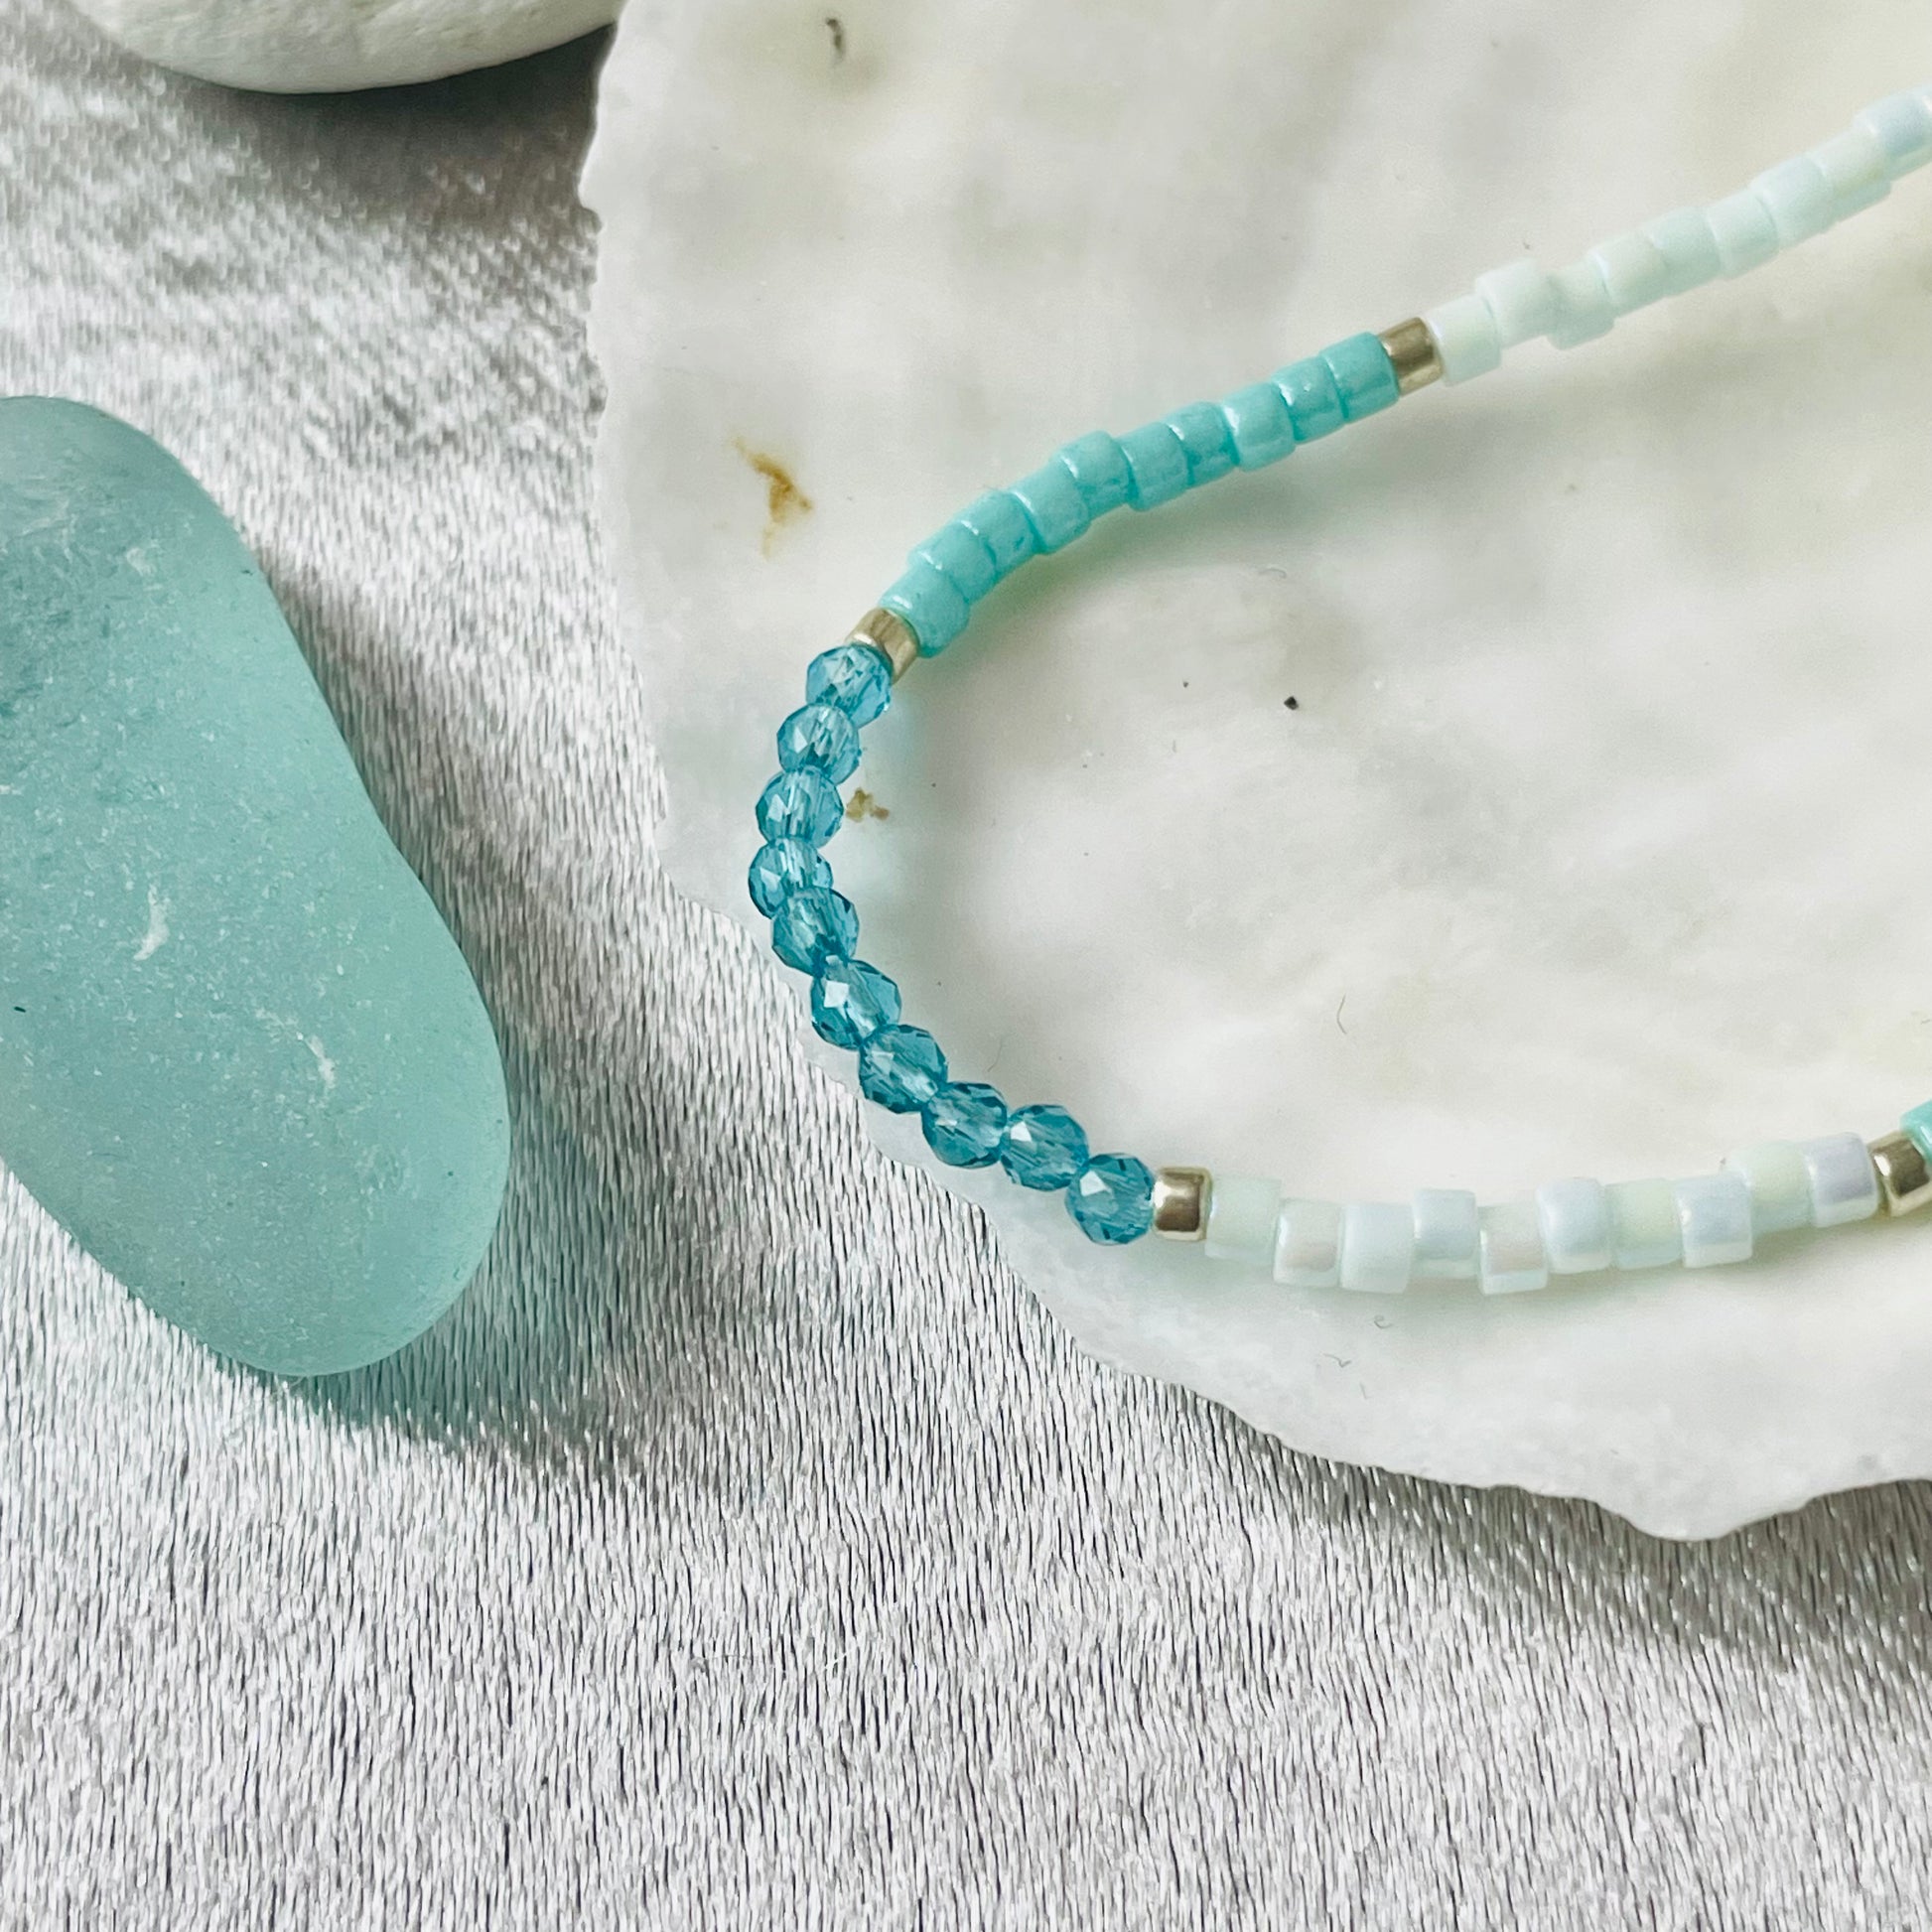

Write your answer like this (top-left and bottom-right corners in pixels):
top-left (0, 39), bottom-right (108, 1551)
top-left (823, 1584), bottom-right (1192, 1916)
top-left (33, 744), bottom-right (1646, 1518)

top-left (1152, 1167), bottom-right (1212, 1241)
top-left (847, 607), bottom-right (919, 682)
top-left (1378, 316), bottom-right (1443, 396)
top-left (1868, 1132), bottom-right (1932, 1215)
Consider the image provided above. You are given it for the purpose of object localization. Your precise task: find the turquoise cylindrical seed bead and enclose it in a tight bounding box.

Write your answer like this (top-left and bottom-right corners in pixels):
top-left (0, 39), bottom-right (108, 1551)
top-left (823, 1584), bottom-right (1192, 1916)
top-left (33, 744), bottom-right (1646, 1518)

top-left (1901, 1100), bottom-right (1932, 1166)
top-left (1165, 401), bottom-right (1236, 484)
top-left (880, 561), bottom-right (969, 656)
top-left (922, 1081), bottom-right (1010, 1168)
top-left (757, 768), bottom-right (844, 846)
top-left (957, 490), bottom-right (1037, 576)
top-left (1009, 463), bottom-right (1092, 553)
top-left (1118, 421), bottom-right (1190, 509)
top-left (912, 520), bottom-right (1001, 604)
top-left (805, 641), bottom-right (893, 727)
top-left (810, 957), bottom-right (900, 1048)
top-left (999, 1104), bottom-right (1089, 1191)
top-left (1066, 1153), bottom-right (1156, 1244)
top-left (1273, 357), bottom-right (1345, 441)
top-left (1319, 333), bottom-right (1401, 421)
top-left (1219, 382), bottom-right (1299, 470)
top-left (858, 1024), bottom-right (948, 1113)
top-left (770, 885), bottom-right (859, 972)
top-left (775, 703), bottom-right (862, 783)
top-left (747, 838), bottom-right (832, 917)
top-left (1055, 432), bottom-right (1133, 515)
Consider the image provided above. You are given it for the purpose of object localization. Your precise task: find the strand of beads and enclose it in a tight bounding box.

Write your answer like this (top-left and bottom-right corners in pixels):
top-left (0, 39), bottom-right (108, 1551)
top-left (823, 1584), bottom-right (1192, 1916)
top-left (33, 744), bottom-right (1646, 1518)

top-left (748, 81), bottom-right (1932, 1264)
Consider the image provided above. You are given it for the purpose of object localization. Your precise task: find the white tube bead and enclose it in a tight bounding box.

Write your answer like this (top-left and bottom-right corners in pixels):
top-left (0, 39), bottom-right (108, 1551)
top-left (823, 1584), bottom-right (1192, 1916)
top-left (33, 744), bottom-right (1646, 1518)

top-left (1799, 1133), bottom-right (1880, 1227)
top-left (1422, 293), bottom-right (1501, 384)
top-left (1607, 1178), bottom-right (1683, 1270)
top-left (1752, 155), bottom-right (1837, 245)
top-left (1548, 260), bottom-right (1616, 348)
top-left (1478, 1202), bottom-right (1548, 1296)
top-left (1412, 1187), bottom-right (1479, 1280)
top-left (1705, 189), bottom-right (1781, 275)
top-left (1338, 1201), bottom-right (1414, 1295)
top-left (1722, 1142), bottom-right (1812, 1236)
top-left (1589, 230), bottom-right (1675, 316)
top-left (1204, 1173), bottom-right (1283, 1265)
top-left (1474, 260), bottom-right (1560, 346)
top-left (1535, 1176), bottom-right (1613, 1275)
top-left (1857, 91), bottom-right (1932, 176)
top-left (1640, 207), bottom-right (1723, 296)
top-left (1811, 125), bottom-right (1892, 218)
top-left (1675, 1172), bottom-right (1753, 1268)
top-left (1274, 1198), bottom-right (1341, 1289)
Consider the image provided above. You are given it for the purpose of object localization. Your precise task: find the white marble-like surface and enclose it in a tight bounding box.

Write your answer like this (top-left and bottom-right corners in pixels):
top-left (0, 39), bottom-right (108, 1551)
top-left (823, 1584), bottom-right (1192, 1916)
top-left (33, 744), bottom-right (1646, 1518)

top-left (587, 0), bottom-right (1932, 1537)
top-left (69, 0), bottom-right (618, 90)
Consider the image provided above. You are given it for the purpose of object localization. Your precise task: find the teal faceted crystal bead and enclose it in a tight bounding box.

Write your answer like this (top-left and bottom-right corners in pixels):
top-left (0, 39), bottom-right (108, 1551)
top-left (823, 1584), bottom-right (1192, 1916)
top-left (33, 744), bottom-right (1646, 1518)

top-left (0, 399), bottom-right (509, 1375)
top-left (770, 886), bottom-right (859, 972)
top-left (748, 838), bottom-right (832, 917)
top-left (757, 768), bottom-right (843, 846)
top-left (858, 1025), bottom-right (947, 1114)
top-left (810, 957), bottom-right (900, 1048)
top-left (805, 642), bottom-right (893, 726)
top-left (922, 1082), bottom-right (1009, 1168)
top-left (999, 1105), bottom-right (1089, 1191)
top-left (1066, 1154), bottom-right (1157, 1244)
top-left (775, 703), bottom-right (861, 783)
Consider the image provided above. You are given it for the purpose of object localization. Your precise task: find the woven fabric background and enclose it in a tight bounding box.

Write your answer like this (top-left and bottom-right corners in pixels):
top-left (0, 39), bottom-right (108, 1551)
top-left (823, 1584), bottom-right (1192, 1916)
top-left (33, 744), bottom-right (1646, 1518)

top-left (2, 3), bottom-right (1931, 1924)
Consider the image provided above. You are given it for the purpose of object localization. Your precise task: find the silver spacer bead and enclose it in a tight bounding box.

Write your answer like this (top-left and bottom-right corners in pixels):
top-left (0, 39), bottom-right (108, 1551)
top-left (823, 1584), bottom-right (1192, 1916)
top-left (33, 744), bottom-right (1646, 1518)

top-left (847, 607), bottom-right (919, 683)
top-left (1869, 1132), bottom-right (1932, 1215)
top-left (1378, 316), bottom-right (1443, 395)
top-left (1152, 1166), bottom-right (1213, 1241)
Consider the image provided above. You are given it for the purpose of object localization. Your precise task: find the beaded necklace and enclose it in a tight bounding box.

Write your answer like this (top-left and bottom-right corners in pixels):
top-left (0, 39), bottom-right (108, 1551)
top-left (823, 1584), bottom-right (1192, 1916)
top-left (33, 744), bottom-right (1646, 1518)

top-left (748, 86), bottom-right (1932, 1296)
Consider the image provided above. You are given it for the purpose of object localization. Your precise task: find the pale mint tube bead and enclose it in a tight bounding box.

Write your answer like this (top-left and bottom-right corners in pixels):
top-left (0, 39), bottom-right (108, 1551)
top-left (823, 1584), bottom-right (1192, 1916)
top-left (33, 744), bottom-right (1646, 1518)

top-left (1640, 207), bottom-right (1723, 296)
top-left (1412, 1187), bottom-right (1479, 1280)
top-left (1706, 190), bottom-right (1781, 275)
top-left (1722, 1142), bottom-right (1812, 1236)
top-left (1535, 1176), bottom-right (1613, 1274)
top-left (1548, 260), bottom-right (1615, 348)
top-left (1338, 1201), bottom-right (1414, 1295)
top-left (1478, 1201), bottom-right (1549, 1296)
top-left (1274, 1198), bottom-right (1342, 1289)
top-left (1204, 1174), bottom-right (1283, 1266)
top-left (1799, 1133), bottom-right (1880, 1226)
top-left (1421, 295), bottom-right (1501, 383)
top-left (1607, 1178), bottom-right (1682, 1270)
top-left (1474, 261), bottom-right (1559, 347)
top-left (1752, 156), bottom-right (1836, 245)
top-left (1588, 230), bottom-right (1673, 316)
top-left (1857, 91), bottom-right (1932, 176)
top-left (1675, 1172), bottom-right (1753, 1268)
top-left (1811, 125), bottom-right (1891, 218)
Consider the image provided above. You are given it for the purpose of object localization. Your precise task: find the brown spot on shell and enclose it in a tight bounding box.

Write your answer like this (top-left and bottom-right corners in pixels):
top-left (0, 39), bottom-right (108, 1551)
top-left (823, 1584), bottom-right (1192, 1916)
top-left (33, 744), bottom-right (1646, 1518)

top-left (734, 440), bottom-right (813, 553)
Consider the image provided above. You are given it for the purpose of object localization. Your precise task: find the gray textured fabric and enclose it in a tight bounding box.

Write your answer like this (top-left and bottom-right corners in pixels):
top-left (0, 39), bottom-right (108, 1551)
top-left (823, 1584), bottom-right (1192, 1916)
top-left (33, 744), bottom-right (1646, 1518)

top-left (3, 3), bottom-right (1932, 1924)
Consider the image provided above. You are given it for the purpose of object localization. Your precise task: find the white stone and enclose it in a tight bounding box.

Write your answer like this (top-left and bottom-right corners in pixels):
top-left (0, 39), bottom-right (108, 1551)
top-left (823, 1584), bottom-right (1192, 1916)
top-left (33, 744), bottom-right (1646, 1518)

top-left (70, 0), bottom-right (619, 92)
top-left (587, 0), bottom-right (1932, 1539)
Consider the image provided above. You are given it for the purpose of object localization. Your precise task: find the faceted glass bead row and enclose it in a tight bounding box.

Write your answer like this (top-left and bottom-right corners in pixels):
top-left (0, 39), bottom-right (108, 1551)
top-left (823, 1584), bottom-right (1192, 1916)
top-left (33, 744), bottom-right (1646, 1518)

top-left (875, 332), bottom-right (1402, 658)
top-left (749, 640), bottom-right (1159, 1244)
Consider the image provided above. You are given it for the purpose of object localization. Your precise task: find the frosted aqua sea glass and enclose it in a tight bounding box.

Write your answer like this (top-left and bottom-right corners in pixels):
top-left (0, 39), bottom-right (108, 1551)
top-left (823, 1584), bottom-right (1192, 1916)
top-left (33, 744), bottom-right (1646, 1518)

top-left (0, 398), bottom-right (509, 1374)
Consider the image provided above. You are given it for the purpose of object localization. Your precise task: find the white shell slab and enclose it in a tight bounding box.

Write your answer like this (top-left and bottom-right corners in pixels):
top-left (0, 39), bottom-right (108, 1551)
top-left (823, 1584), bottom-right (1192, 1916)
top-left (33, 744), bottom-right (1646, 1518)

top-left (70, 0), bottom-right (618, 91)
top-left (585, 0), bottom-right (1932, 1539)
